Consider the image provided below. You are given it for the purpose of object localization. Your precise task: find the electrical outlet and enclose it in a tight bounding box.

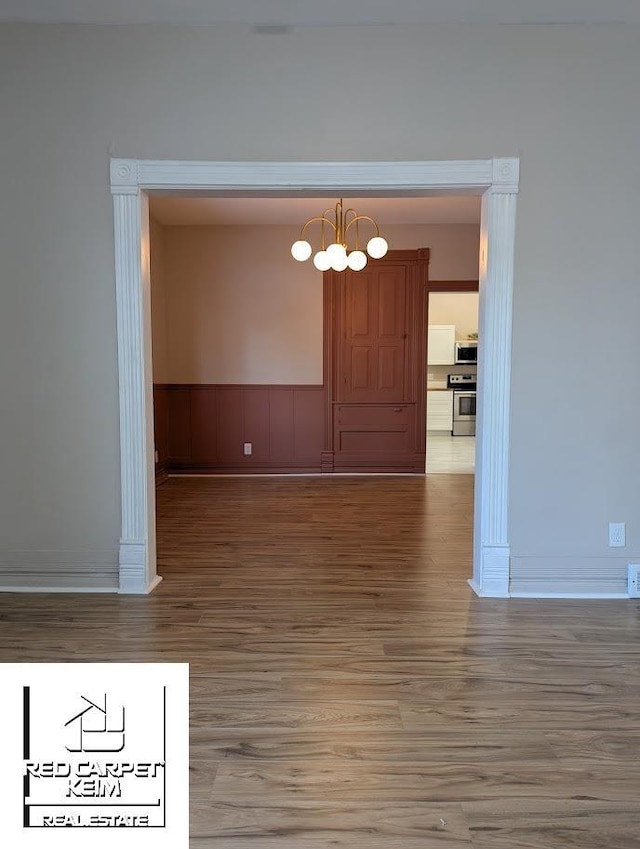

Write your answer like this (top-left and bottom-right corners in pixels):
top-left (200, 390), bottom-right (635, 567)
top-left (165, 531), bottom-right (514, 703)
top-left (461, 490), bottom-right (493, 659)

top-left (243, 442), bottom-right (252, 456)
top-left (628, 565), bottom-right (640, 597)
top-left (609, 522), bottom-right (626, 547)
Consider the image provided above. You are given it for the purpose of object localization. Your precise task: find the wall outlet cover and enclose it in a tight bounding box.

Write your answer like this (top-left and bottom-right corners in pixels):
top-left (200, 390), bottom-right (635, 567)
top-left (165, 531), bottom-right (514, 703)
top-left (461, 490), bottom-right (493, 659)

top-left (628, 564), bottom-right (640, 598)
top-left (243, 442), bottom-right (252, 456)
top-left (609, 522), bottom-right (626, 547)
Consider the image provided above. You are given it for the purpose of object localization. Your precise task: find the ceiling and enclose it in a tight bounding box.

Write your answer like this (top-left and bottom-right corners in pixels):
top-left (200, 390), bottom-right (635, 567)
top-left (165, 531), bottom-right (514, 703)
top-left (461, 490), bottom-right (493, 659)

top-left (1, 1), bottom-right (639, 25)
top-left (149, 196), bottom-right (481, 227)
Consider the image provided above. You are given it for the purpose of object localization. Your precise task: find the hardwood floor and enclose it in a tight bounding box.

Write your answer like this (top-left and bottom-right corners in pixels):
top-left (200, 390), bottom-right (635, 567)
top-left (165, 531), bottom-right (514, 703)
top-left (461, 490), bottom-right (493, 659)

top-left (2, 475), bottom-right (640, 847)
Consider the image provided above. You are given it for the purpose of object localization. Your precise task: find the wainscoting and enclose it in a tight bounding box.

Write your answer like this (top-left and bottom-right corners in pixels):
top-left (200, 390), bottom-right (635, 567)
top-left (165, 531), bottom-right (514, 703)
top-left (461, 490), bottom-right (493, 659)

top-left (154, 385), bottom-right (324, 474)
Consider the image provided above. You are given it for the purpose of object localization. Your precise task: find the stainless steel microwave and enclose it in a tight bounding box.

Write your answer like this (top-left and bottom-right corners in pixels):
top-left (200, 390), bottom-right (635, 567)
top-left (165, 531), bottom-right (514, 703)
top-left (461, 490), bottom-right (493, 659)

top-left (454, 341), bottom-right (478, 363)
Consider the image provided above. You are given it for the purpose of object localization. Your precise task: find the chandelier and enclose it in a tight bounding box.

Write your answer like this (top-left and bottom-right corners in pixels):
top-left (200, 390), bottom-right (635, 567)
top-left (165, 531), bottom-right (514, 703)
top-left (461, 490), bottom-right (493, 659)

top-left (291, 198), bottom-right (388, 272)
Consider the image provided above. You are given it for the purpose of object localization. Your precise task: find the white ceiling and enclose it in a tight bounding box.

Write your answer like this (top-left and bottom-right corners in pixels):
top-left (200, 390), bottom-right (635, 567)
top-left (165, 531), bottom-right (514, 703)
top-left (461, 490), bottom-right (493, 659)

top-left (1, 1), bottom-right (639, 25)
top-left (149, 196), bottom-right (481, 227)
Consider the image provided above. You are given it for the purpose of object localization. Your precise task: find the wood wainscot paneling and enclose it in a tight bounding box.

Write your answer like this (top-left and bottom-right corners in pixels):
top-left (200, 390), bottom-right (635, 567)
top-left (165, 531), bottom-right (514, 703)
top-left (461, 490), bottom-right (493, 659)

top-left (152, 385), bottom-right (170, 485)
top-left (155, 385), bottom-right (324, 474)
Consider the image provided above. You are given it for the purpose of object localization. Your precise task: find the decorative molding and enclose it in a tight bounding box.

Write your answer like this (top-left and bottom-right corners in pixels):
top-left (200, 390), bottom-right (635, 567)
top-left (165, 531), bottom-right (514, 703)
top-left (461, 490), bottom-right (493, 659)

top-left (110, 159), bottom-right (139, 194)
top-left (112, 190), bottom-right (160, 595)
top-left (477, 545), bottom-right (511, 597)
top-left (0, 549), bottom-right (119, 592)
top-left (511, 592), bottom-right (630, 599)
top-left (472, 182), bottom-right (518, 598)
top-left (320, 452), bottom-right (335, 473)
top-left (491, 157), bottom-right (520, 194)
top-left (159, 383), bottom-right (324, 391)
top-left (429, 280), bottom-right (479, 292)
top-left (114, 158), bottom-right (495, 192)
top-left (118, 543), bottom-right (162, 595)
top-left (0, 586), bottom-right (118, 594)
top-left (110, 157), bottom-right (519, 597)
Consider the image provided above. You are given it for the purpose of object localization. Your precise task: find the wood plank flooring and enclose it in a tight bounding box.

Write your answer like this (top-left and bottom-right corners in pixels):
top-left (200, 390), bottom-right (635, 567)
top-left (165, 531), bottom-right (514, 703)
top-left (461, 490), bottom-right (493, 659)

top-left (2, 475), bottom-right (640, 847)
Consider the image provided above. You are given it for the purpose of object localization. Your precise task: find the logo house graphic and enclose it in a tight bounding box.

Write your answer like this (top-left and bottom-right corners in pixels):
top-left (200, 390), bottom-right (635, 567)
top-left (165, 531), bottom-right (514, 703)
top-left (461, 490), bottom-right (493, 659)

top-left (23, 683), bottom-right (167, 828)
top-left (64, 694), bottom-right (126, 754)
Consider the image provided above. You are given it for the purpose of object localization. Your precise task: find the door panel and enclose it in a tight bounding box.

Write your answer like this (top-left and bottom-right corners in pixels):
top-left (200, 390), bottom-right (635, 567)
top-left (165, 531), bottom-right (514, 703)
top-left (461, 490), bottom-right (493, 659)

top-left (378, 346), bottom-right (401, 392)
top-left (379, 271), bottom-right (405, 337)
top-left (337, 404), bottom-right (410, 426)
top-left (339, 430), bottom-right (410, 454)
top-left (350, 347), bottom-right (372, 391)
top-left (349, 273), bottom-right (373, 337)
top-left (342, 265), bottom-right (408, 403)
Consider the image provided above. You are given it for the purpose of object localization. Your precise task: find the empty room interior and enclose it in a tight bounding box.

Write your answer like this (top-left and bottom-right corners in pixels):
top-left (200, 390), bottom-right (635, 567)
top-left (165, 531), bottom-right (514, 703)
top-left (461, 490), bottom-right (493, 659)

top-left (1, 3), bottom-right (640, 847)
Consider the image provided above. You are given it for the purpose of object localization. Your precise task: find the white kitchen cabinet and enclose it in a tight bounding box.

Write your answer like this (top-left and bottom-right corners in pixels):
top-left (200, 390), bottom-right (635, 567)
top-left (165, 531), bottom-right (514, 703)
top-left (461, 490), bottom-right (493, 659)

top-left (427, 324), bottom-right (456, 365)
top-left (427, 390), bottom-right (453, 431)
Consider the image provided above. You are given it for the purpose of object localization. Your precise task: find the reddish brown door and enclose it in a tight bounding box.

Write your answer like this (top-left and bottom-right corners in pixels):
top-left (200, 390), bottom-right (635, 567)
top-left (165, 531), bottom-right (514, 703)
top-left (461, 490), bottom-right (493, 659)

top-left (341, 266), bottom-right (408, 403)
top-left (323, 249), bottom-right (429, 473)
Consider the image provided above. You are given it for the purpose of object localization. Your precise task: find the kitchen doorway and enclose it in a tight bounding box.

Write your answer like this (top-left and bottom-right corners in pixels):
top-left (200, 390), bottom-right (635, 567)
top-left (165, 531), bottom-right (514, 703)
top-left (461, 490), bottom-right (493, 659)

top-left (426, 283), bottom-right (480, 475)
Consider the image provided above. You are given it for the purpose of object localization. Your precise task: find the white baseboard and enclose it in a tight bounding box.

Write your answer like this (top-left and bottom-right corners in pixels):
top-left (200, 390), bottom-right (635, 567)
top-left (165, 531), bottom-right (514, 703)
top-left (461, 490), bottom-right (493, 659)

top-left (0, 549), bottom-right (118, 592)
top-left (510, 591), bottom-right (630, 599)
top-left (468, 544), bottom-right (511, 597)
top-left (0, 585), bottom-right (118, 593)
top-left (118, 574), bottom-right (163, 595)
top-left (468, 578), bottom-right (510, 598)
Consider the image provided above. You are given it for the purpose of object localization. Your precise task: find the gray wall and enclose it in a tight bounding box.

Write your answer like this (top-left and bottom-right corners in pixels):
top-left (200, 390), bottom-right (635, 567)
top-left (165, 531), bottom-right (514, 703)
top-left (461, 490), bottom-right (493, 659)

top-left (1, 23), bottom-right (638, 591)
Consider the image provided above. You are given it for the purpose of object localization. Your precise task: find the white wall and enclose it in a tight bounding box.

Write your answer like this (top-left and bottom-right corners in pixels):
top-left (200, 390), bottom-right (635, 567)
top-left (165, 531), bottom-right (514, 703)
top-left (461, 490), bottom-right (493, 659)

top-left (152, 222), bottom-right (479, 385)
top-left (1, 23), bottom-right (639, 592)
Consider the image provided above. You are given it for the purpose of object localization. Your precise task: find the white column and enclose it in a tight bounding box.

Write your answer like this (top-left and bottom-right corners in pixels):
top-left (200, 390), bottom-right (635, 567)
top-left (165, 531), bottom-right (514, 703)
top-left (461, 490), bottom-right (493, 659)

top-left (111, 161), bottom-right (160, 594)
top-left (471, 159), bottom-right (519, 597)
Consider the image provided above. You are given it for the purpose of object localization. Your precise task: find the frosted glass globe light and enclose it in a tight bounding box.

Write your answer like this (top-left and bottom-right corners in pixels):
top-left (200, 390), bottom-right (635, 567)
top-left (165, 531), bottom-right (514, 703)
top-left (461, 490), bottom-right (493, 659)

top-left (367, 236), bottom-right (388, 259)
top-left (313, 250), bottom-right (332, 271)
top-left (331, 252), bottom-right (349, 272)
top-left (326, 242), bottom-right (347, 263)
top-left (291, 240), bottom-right (312, 261)
top-left (347, 250), bottom-right (367, 271)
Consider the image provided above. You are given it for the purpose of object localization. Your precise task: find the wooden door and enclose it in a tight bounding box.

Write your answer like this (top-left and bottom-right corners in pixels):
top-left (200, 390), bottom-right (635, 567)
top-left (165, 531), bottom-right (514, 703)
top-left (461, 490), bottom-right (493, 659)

top-left (341, 266), bottom-right (408, 403)
top-left (323, 249), bottom-right (429, 473)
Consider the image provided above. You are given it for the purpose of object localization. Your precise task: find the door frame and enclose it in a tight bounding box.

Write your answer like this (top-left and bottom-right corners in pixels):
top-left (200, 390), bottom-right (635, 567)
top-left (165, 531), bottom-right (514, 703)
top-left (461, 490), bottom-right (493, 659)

top-left (110, 157), bottom-right (519, 597)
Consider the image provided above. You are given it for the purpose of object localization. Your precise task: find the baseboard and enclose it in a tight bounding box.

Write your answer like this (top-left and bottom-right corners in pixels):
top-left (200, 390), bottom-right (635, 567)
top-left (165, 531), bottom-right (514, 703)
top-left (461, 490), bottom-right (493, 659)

top-left (155, 461), bottom-right (169, 486)
top-left (119, 541), bottom-right (162, 594)
top-left (0, 549), bottom-right (119, 592)
top-left (467, 578), bottom-right (510, 598)
top-left (510, 591), bottom-right (630, 599)
top-left (0, 585), bottom-right (118, 594)
top-left (118, 574), bottom-right (163, 596)
top-left (168, 461), bottom-right (322, 475)
top-left (510, 555), bottom-right (633, 597)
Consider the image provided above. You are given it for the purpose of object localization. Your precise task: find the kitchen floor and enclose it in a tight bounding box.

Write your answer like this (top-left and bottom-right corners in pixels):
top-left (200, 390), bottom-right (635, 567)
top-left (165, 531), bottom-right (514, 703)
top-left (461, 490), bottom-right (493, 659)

top-left (427, 432), bottom-right (475, 474)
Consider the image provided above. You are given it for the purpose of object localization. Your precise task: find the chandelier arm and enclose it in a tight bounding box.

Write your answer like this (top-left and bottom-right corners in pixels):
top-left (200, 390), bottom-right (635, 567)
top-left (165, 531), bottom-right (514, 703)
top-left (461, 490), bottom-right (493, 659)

top-left (300, 215), bottom-right (338, 239)
top-left (343, 209), bottom-right (359, 249)
top-left (344, 214), bottom-right (381, 238)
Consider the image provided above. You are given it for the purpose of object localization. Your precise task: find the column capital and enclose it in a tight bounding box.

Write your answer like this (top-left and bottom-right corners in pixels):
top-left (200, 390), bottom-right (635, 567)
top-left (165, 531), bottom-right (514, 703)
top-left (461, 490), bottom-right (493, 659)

top-left (110, 159), bottom-right (140, 195)
top-left (490, 158), bottom-right (520, 194)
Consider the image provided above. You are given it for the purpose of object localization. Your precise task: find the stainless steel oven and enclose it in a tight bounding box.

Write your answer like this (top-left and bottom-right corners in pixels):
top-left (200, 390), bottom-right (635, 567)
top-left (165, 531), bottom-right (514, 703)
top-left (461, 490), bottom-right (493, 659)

top-left (448, 374), bottom-right (476, 436)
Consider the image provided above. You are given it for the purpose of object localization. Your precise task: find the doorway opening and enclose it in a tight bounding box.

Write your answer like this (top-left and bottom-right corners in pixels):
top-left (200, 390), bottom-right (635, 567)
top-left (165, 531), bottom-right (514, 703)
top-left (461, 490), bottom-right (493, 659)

top-left (110, 158), bottom-right (519, 598)
top-left (426, 283), bottom-right (480, 475)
